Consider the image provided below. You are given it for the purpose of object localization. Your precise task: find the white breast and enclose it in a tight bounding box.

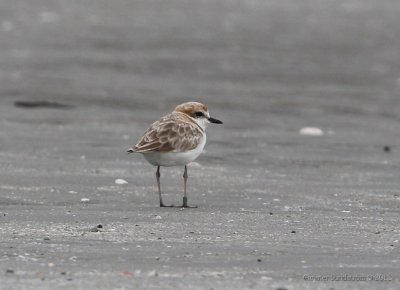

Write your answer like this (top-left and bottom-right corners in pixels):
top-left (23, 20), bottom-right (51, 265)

top-left (142, 135), bottom-right (207, 167)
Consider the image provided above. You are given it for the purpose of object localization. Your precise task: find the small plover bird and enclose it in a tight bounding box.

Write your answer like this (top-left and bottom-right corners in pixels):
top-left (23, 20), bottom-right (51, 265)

top-left (127, 102), bottom-right (222, 208)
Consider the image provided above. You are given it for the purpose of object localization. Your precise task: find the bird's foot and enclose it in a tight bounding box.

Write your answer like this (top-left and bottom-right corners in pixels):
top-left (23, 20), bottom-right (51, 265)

top-left (160, 202), bottom-right (175, 207)
top-left (181, 204), bottom-right (198, 208)
top-left (181, 197), bottom-right (197, 208)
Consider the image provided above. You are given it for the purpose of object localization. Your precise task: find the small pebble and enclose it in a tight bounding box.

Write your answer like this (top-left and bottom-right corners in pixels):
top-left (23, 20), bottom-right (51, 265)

top-left (383, 145), bottom-right (391, 153)
top-left (120, 271), bottom-right (134, 277)
top-left (299, 127), bottom-right (324, 136)
top-left (291, 230), bottom-right (296, 234)
top-left (6, 269), bottom-right (14, 274)
top-left (257, 258), bottom-right (262, 262)
top-left (43, 237), bottom-right (50, 241)
top-left (115, 178), bottom-right (128, 185)
top-left (147, 270), bottom-right (158, 277)
top-left (97, 224), bottom-right (103, 229)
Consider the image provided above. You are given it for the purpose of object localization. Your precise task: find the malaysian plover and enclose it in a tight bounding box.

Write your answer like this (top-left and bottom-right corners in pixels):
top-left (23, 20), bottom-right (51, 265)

top-left (128, 102), bottom-right (222, 208)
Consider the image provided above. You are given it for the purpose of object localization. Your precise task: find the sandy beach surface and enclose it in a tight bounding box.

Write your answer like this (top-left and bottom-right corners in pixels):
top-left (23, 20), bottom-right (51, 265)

top-left (1, 1), bottom-right (400, 289)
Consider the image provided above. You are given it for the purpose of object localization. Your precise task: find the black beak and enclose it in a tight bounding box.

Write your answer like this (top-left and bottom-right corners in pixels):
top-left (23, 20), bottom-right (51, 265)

top-left (208, 117), bottom-right (223, 124)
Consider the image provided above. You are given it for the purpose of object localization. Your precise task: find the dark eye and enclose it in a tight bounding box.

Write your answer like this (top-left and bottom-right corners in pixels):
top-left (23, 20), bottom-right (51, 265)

top-left (194, 111), bottom-right (203, 118)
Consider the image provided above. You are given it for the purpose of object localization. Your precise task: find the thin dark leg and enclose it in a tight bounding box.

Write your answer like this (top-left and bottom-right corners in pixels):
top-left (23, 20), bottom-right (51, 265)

top-left (182, 165), bottom-right (197, 208)
top-left (156, 166), bottom-right (173, 207)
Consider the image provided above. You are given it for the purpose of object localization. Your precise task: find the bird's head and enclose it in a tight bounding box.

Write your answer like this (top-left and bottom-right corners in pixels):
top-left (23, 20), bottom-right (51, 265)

top-left (174, 102), bottom-right (223, 130)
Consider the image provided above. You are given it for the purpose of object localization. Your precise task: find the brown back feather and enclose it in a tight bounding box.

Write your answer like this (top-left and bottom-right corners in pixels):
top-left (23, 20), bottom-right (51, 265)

top-left (132, 113), bottom-right (204, 153)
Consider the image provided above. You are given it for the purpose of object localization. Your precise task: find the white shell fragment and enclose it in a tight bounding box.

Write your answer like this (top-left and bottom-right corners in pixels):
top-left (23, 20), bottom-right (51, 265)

top-left (80, 198), bottom-right (90, 203)
top-left (115, 178), bottom-right (128, 185)
top-left (299, 127), bottom-right (324, 136)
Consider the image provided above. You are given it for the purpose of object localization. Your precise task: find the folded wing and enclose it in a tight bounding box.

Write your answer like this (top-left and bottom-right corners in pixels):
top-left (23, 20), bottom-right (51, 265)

top-left (129, 114), bottom-right (204, 153)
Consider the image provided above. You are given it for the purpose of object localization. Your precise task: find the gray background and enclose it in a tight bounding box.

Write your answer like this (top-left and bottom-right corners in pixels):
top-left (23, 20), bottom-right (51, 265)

top-left (1, 0), bottom-right (400, 289)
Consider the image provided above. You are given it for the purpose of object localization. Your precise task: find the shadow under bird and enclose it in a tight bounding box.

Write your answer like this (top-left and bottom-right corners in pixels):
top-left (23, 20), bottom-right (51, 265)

top-left (127, 102), bottom-right (223, 208)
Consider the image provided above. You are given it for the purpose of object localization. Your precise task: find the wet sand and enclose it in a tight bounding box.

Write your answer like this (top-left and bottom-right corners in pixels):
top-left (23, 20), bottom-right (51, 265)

top-left (1, 1), bottom-right (400, 289)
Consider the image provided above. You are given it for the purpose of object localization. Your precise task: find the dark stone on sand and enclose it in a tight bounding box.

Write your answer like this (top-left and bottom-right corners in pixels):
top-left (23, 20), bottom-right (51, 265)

top-left (14, 100), bottom-right (75, 109)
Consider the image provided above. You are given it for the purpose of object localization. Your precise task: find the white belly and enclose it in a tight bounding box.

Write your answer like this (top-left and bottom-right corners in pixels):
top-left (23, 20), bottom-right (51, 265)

top-left (141, 136), bottom-right (206, 167)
